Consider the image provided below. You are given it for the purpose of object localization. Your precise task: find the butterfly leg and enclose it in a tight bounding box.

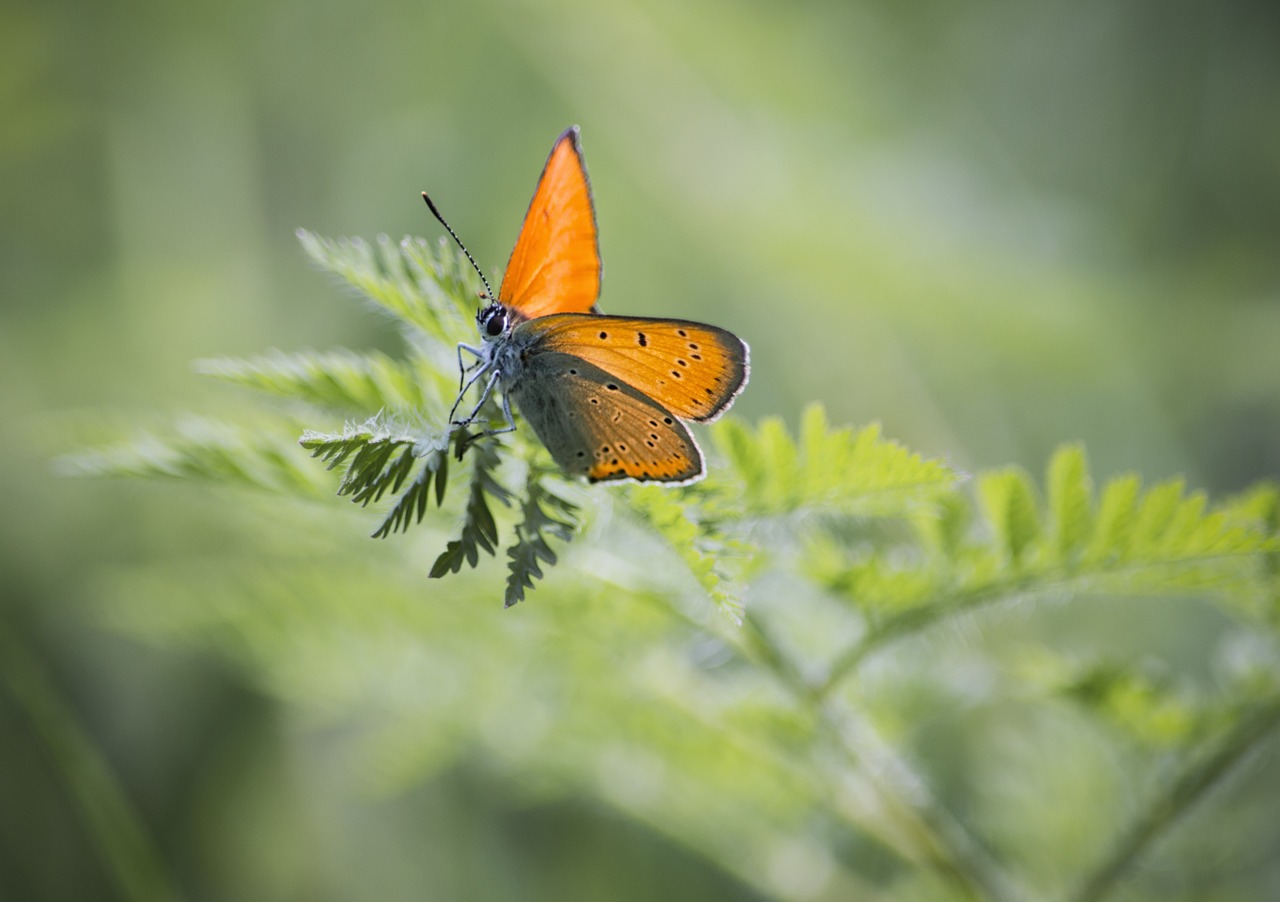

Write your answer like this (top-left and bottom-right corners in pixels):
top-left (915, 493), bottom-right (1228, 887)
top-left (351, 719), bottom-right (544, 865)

top-left (451, 370), bottom-right (516, 458)
top-left (455, 383), bottom-right (516, 457)
top-left (448, 360), bottom-right (496, 424)
top-left (453, 368), bottom-right (501, 426)
top-left (456, 369), bottom-right (517, 435)
top-left (455, 343), bottom-right (485, 392)
top-left (489, 387), bottom-right (517, 437)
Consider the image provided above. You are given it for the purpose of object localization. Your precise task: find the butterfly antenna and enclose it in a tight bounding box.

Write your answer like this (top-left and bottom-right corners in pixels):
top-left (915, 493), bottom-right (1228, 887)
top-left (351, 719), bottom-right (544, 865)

top-left (422, 193), bottom-right (496, 303)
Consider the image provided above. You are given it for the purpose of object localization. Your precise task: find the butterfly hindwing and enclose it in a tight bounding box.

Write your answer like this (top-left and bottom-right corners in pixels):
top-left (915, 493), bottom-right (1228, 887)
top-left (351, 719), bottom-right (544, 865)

top-left (507, 352), bottom-right (703, 483)
top-left (514, 314), bottom-right (749, 422)
top-left (498, 127), bottom-right (601, 319)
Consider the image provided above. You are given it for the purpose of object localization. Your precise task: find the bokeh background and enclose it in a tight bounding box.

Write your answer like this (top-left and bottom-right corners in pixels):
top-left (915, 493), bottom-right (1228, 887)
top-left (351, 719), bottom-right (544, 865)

top-left (3, 0), bottom-right (1278, 899)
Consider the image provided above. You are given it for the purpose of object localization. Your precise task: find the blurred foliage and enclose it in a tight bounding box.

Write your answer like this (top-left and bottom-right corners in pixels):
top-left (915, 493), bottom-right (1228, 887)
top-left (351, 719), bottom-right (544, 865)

top-left (57, 234), bottom-right (1280, 901)
top-left (3, 0), bottom-right (1280, 900)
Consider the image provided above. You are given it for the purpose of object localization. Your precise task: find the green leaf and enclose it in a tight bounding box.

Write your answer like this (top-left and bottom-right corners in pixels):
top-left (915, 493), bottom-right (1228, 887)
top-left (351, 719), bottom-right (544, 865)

top-left (713, 403), bottom-right (957, 517)
top-left (977, 467), bottom-right (1041, 567)
top-left (625, 485), bottom-right (749, 621)
top-left (914, 490), bottom-right (972, 560)
top-left (429, 438), bottom-right (509, 579)
top-left (372, 445), bottom-right (450, 538)
top-left (804, 533), bottom-right (937, 619)
top-left (1221, 483), bottom-right (1280, 535)
top-left (833, 452), bottom-right (1277, 671)
top-left (1047, 444), bottom-right (1093, 563)
top-left (296, 230), bottom-right (478, 362)
top-left (195, 349), bottom-right (445, 415)
top-left (299, 419), bottom-right (432, 505)
top-left (1131, 479), bottom-right (1186, 551)
top-left (504, 473), bottom-right (580, 607)
top-left (58, 417), bottom-right (331, 498)
top-left (1019, 650), bottom-right (1199, 748)
top-left (1084, 474), bottom-right (1140, 564)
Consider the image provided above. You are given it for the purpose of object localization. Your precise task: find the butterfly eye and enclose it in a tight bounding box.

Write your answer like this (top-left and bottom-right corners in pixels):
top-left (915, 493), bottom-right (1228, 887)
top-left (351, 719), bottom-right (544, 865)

top-left (483, 309), bottom-right (507, 337)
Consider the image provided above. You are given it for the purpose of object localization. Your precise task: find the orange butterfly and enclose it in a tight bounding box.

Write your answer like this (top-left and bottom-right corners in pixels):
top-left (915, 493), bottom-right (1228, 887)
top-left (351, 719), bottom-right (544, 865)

top-left (423, 126), bottom-right (748, 484)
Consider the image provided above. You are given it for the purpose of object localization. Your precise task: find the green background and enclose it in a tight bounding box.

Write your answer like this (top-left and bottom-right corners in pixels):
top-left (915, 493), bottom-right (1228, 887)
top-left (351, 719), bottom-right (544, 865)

top-left (2, 0), bottom-right (1278, 899)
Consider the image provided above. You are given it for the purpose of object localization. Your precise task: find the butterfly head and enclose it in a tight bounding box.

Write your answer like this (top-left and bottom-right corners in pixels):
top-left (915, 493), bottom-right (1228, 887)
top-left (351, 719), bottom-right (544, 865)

top-left (477, 302), bottom-right (511, 343)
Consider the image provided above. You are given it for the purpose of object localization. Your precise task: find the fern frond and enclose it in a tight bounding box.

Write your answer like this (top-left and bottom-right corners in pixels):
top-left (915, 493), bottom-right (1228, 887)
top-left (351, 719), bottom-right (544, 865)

top-left (429, 438), bottom-right (510, 579)
top-left (1221, 483), bottom-right (1279, 536)
top-left (803, 534), bottom-right (940, 616)
top-left (973, 450), bottom-right (1273, 595)
top-left (1067, 693), bottom-right (1280, 902)
top-left (1072, 666), bottom-right (1200, 747)
top-left (196, 349), bottom-right (446, 415)
top-left (505, 472), bottom-right (580, 608)
top-left (59, 418), bottom-right (330, 497)
top-left (818, 447), bottom-right (1277, 685)
top-left (1223, 483), bottom-right (1280, 607)
top-left (1017, 649), bottom-right (1200, 747)
top-left (398, 233), bottom-right (492, 328)
top-left (626, 485), bottom-right (749, 622)
top-left (977, 467), bottom-right (1042, 567)
top-left (299, 420), bottom-right (436, 505)
top-left (372, 445), bottom-right (450, 539)
top-left (296, 230), bottom-right (477, 360)
top-left (1083, 474), bottom-right (1141, 564)
top-left (713, 404), bottom-right (957, 518)
top-left (913, 490), bottom-right (972, 559)
top-left (1047, 444), bottom-right (1093, 561)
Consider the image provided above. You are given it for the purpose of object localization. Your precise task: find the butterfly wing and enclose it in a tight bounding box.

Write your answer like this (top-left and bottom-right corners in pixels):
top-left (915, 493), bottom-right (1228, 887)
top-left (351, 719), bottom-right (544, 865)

top-left (508, 352), bottom-right (703, 483)
top-left (499, 127), bottom-right (601, 319)
top-left (513, 314), bottom-right (748, 422)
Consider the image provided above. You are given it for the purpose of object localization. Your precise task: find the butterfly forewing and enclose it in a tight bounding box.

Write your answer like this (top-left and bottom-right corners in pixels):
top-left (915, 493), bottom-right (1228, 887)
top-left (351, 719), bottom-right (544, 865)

top-left (515, 314), bottom-right (748, 422)
top-left (508, 353), bottom-right (703, 483)
top-left (498, 128), bottom-right (601, 319)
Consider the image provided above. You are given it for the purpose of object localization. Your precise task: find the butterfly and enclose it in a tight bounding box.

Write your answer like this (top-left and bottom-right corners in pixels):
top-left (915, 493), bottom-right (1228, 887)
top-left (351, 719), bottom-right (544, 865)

top-left (423, 126), bottom-right (749, 484)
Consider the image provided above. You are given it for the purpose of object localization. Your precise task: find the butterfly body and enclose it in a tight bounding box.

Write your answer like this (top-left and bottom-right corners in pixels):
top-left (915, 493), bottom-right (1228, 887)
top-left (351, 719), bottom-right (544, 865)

top-left (431, 127), bottom-right (748, 485)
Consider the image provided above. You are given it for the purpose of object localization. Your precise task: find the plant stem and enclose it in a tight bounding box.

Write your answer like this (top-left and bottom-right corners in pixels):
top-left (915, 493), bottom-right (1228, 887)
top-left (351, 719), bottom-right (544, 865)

top-left (1066, 692), bottom-right (1280, 902)
top-left (0, 616), bottom-right (181, 902)
top-left (819, 547), bottom-right (1264, 697)
top-left (739, 613), bottom-right (1030, 902)
top-left (816, 577), bottom-right (1043, 696)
